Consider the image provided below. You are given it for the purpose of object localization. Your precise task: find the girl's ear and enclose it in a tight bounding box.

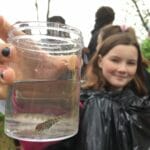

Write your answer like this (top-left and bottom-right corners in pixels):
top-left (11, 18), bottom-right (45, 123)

top-left (98, 54), bottom-right (102, 68)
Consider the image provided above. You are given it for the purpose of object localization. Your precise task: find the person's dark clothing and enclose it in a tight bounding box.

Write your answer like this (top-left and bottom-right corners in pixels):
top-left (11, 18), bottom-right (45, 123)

top-left (45, 88), bottom-right (150, 150)
top-left (87, 6), bottom-right (115, 60)
top-left (79, 88), bottom-right (150, 150)
top-left (87, 30), bottom-right (99, 60)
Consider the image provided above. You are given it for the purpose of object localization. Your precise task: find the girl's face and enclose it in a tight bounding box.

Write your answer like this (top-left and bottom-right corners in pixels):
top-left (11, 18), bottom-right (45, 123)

top-left (98, 44), bottom-right (138, 90)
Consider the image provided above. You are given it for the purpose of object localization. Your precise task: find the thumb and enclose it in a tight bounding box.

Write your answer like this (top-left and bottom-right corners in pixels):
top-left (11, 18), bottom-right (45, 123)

top-left (0, 16), bottom-right (12, 42)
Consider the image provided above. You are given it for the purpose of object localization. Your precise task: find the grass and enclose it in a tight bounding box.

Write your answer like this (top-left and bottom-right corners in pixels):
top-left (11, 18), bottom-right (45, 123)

top-left (0, 113), bottom-right (16, 150)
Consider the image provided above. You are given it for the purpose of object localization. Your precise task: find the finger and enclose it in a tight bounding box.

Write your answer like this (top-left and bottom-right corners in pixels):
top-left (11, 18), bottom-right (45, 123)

top-left (0, 16), bottom-right (12, 42)
top-left (0, 84), bottom-right (8, 99)
top-left (0, 67), bottom-right (15, 84)
top-left (0, 44), bottom-right (16, 63)
top-left (0, 67), bottom-right (15, 99)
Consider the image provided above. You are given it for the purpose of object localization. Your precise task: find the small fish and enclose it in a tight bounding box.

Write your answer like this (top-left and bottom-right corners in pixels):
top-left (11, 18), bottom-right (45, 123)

top-left (35, 116), bottom-right (62, 132)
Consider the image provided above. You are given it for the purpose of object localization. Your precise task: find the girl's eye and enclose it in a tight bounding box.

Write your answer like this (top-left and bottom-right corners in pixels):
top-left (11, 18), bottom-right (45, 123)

top-left (110, 58), bottom-right (119, 63)
top-left (127, 61), bottom-right (137, 66)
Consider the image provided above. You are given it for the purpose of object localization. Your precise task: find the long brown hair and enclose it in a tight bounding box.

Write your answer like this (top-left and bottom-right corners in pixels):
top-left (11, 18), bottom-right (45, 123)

top-left (82, 32), bottom-right (147, 96)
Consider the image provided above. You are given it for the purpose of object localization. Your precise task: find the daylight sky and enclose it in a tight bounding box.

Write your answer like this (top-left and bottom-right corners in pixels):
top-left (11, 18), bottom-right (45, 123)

top-left (0, 0), bottom-right (149, 45)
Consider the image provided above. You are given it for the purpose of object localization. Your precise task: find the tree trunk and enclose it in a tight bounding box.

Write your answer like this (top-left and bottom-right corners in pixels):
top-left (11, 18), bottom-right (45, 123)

top-left (47, 0), bottom-right (51, 21)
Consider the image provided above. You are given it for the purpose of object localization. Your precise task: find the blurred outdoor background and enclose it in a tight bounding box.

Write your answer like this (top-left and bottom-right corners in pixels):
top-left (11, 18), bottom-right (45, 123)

top-left (0, 0), bottom-right (150, 59)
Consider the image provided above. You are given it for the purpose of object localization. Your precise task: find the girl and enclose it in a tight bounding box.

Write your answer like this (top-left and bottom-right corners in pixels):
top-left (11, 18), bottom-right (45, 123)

top-left (78, 31), bottom-right (150, 150)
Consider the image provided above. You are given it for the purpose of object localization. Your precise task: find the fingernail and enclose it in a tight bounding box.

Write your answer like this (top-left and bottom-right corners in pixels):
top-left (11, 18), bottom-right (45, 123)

top-left (2, 47), bottom-right (10, 57)
top-left (0, 72), bottom-right (3, 79)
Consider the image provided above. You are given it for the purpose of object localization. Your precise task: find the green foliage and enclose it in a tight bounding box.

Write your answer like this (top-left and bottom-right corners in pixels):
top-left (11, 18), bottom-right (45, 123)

top-left (141, 38), bottom-right (150, 60)
top-left (0, 113), bottom-right (16, 150)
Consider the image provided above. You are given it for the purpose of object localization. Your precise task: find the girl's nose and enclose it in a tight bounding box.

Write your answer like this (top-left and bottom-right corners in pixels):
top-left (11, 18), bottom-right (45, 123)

top-left (118, 63), bottom-right (127, 73)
